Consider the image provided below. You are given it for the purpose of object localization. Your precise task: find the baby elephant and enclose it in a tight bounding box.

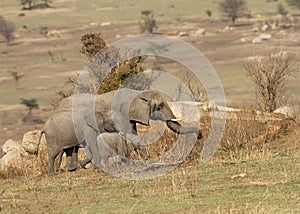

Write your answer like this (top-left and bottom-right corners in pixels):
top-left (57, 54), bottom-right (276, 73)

top-left (79, 132), bottom-right (130, 169)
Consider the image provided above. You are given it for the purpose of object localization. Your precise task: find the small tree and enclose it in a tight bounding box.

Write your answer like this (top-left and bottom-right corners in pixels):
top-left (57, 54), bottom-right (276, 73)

top-left (139, 10), bottom-right (157, 34)
top-left (19, 0), bottom-right (52, 10)
top-left (277, 3), bottom-right (288, 16)
top-left (244, 48), bottom-right (295, 112)
top-left (10, 71), bottom-right (24, 90)
top-left (286, 0), bottom-right (300, 10)
top-left (206, 10), bottom-right (213, 18)
top-left (218, 0), bottom-right (248, 25)
top-left (0, 15), bottom-right (15, 45)
top-left (21, 98), bottom-right (39, 122)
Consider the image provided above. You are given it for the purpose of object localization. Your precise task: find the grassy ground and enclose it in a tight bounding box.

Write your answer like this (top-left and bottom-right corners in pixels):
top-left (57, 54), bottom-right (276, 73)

top-left (0, 1), bottom-right (300, 213)
top-left (1, 151), bottom-right (299, 213)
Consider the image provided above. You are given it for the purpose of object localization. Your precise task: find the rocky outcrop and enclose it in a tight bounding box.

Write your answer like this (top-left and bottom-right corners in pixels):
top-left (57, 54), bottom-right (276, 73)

top-left (0, 132), bottom-right (47, 171)
top-left (2, 139), bottom-right (27, 156)
top-left (22, 130), bottom-right (46, 154)
top-left (0, 139), bottom-right (28, 170)
top-left (274, 106), bottom-right (295, 119)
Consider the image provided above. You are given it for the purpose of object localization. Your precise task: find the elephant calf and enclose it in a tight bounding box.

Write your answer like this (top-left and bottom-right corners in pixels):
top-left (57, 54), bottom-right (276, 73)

top-left (80, 132), bottom-right (129, 169)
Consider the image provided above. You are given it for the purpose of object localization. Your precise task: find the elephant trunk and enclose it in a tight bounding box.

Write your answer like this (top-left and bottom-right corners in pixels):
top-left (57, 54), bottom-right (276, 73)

top-left (167, 120), bottom-right (202, 139)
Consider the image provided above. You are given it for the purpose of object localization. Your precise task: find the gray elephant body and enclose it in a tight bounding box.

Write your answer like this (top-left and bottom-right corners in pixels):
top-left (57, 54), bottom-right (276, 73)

top-left (41, 89), bottom-right (201, 176)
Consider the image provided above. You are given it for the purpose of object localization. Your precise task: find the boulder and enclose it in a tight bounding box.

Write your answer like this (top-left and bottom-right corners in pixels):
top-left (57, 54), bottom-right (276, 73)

top-left (191, 28), bottom-right (205, 37)
top-left (0, 149), bottom-right (23, 169)
top-left (274, 106), bottom-right (295, 118)
top-left (178, 31), bottom-right (188, 37)
top-left (22, 130), bottom-right (46, 154)
top-left (240, 36), bottom-right (255, 43)
top-left (252, 33), bottom-right (272, 43)
top-left (2, 139), bottom-right (26, 156)
top-left (168, 101), bottom-right (200, 124)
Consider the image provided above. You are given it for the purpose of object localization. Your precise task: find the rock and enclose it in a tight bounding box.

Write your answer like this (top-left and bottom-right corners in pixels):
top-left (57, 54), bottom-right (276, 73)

top-left (274, 106), bottom-right (295, 118)
top-left (191, 28), bottom-right (205, 37)
top-left (240, 36), bottom-right (255, 43)
top-left (2, 139), bottom-right (26, 156)
top-left (166, 30), bottom-right (179, 36)
top-left (178, 31), bottom-right (188, 37)
top-left (22, 130), bottom-right (46, 154)
top-left (0, 149), bottom-right (22, 169)
top-left (100, 22), bottom-right (111, 26)
top-left (261, 24), bottom-right (270, 32)
top-left (252, 33), bottom-right (272, 43)
top-left (47, 30), bottom-right (61, 37)
top-left (0, 149), bottom-right (32, 170)
top-left (168, 101), bottom-right (200, 124)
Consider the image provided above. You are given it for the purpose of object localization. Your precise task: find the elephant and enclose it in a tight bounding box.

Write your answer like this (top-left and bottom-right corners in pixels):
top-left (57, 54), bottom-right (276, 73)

top-left (39, 88), bottom-right (202, 176)
top-left (79, 132), bottom-right (129, 169)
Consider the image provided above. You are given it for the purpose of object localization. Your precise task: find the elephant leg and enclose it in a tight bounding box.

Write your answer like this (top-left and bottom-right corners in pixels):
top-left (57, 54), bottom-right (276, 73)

top-left (64, 147), bottom-right (78, 171)
top-left (55, 151), bottom-right (64, 172)
top-left (47, 148), bottom-right (61, 176)
top-left (79, 158), bottom-right (91, 169)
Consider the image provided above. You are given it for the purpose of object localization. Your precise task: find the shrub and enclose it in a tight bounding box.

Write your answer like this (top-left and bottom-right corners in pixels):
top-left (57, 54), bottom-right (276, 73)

top-left (0, 15), bottom-right (15, 45)
top-left (244, 48), bottom-right (295, 112)
top-left (277, 3), bottom-right (288, 16)
top-left (139, 10), bottom-right (157, 34)
top-left (206, 10), bottom-right (213, 17)
top-left (218, 0), bottom-right (248, 25)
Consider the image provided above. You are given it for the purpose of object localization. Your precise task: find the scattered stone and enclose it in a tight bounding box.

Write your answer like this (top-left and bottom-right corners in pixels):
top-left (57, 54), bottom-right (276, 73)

top-left (22, 130), bottom-right (46, 154)
top-left (261, 24), bottom-right (270, 32)
top-left (0, 149), bottom-right (23, 169)
top-left (252, 33), bottom-right (272, 43)
top-left (240, 36), bottom-right (255, 43)
top-left (166, 30), bottom-right (179, 36)
top-left (190, 28), bottom-right (205, 37)
top-left (47, 30), bottom-right (61, 37)
top-left (178, 31), bottom-right (188, 37)
top-left (274, 106), bottom-right (295, 118)
top-left (100, 22), bottom-right (112, 26)
top-left (168, 101), bottom-right (200, 124)
top-left (2, 139), bottom-right (26, 156)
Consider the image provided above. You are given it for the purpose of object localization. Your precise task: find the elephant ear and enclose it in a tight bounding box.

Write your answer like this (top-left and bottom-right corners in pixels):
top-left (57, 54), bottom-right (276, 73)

top-left (129, 97), bottom-right (150, 125)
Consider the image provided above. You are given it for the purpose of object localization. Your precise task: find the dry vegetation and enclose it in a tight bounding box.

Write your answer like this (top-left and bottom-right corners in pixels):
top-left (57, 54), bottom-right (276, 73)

top-left (0, 0), bottom-right (300, 213)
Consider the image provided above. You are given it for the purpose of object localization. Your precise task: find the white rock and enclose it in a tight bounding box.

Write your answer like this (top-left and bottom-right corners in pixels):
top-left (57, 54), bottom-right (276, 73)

top-left (261, 24), bottom-right (270, 32)
top-left (252, 33), bottom-right (272, 43)
top-left (168, 101), bottom-right (200, 124)
top-left (240, 36), bottom-right (255, 42)
top-left (2, 139), bottom-right (26, 156)
top-left (191, 28), bottom-right (205, 37)
top-left (0, 149), bottom-right (21, 168)
top-left (101, 22), bottom-right (111, 26)
top-left (22, 130), bottom-right (46, 154)
top-left (178, 31), bottom-right (188, 37)
top-left (274, 106), bottom-right (295, 118)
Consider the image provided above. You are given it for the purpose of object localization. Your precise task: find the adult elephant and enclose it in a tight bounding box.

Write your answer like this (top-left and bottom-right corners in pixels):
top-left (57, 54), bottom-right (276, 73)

top-left (39, 88), bottom-right (202, 176)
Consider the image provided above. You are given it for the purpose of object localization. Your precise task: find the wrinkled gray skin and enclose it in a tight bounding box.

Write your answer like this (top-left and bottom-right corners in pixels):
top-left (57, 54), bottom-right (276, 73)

top-left (79, 132), bottom-right (129, 168)
top-left (0, 147), bottom-right (3, 159)
top-left (40, 89), bottom-right (202, 176)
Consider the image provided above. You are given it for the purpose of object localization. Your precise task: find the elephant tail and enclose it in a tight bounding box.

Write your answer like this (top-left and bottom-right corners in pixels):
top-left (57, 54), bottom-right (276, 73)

top-left (35, 130), bottom-right (45, 156)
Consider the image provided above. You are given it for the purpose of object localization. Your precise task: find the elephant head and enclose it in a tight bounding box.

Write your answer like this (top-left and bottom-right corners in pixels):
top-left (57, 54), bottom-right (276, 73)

top-left (118, 89), bottom-right (202, 138)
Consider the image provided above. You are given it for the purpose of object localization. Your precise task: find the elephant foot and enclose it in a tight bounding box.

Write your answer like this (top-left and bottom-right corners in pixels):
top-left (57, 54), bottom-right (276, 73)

top-left (47, 169), bottom-right (55, 177)
top-left (67, 156), bottom-right (78, 172)
top-left (79, 159), bottom-right (91, 169)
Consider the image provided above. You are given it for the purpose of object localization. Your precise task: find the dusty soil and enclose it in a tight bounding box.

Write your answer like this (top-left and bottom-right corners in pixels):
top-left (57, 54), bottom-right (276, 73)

top-left (0, 16), bottom-right (299, 146)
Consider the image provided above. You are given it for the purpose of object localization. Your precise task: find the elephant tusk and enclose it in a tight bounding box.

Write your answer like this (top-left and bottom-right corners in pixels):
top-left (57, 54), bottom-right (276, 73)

top-left (171, 118), bottom-right (183, 122)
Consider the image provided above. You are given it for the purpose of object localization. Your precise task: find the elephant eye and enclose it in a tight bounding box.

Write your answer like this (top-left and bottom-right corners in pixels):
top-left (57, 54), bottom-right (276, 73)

top-left (157, 103), bottom-right (164, 111)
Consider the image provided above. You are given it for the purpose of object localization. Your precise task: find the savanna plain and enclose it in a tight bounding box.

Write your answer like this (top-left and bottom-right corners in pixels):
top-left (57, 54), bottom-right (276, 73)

top-left (0, 0), bottom-right (300, 213)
